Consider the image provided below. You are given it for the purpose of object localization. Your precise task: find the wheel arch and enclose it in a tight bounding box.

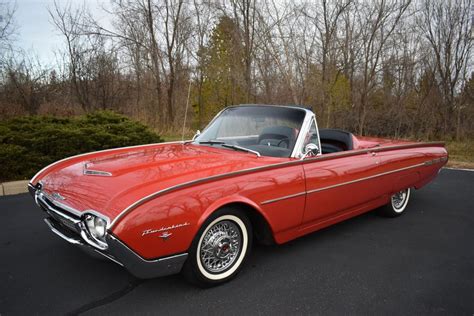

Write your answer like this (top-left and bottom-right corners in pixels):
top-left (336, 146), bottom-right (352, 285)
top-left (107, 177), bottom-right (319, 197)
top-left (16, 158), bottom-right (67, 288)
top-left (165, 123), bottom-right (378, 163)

top-left (198, 197), bottom-right (275, 246)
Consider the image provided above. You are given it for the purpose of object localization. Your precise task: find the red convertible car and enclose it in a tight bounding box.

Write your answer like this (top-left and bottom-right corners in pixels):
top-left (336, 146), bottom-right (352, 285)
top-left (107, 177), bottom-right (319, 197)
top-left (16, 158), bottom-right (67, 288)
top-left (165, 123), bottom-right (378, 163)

top-left (29, 105), bottom-right (447, 286)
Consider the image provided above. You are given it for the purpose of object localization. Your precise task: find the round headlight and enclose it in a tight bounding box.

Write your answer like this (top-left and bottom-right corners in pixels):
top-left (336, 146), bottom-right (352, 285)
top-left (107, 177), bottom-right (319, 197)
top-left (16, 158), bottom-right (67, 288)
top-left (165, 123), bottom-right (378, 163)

top-left (84, 214), bottom-right (107, 240)
top-left (94, 217), bottom-right (107, 238)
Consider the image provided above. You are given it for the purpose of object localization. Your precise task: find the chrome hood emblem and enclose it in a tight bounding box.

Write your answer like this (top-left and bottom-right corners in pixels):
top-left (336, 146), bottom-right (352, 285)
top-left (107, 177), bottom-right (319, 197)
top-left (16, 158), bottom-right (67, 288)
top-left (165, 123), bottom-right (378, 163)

top-left (159, 232), bottom-right (173, 240)
top-left (51, 192), bottom-right (66, 201)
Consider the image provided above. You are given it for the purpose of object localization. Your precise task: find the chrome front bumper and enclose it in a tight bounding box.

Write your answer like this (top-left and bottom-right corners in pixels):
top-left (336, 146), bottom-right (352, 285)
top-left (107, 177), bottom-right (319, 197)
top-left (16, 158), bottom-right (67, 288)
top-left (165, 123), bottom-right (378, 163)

top-left (30, 183), bottom-right (188, 279)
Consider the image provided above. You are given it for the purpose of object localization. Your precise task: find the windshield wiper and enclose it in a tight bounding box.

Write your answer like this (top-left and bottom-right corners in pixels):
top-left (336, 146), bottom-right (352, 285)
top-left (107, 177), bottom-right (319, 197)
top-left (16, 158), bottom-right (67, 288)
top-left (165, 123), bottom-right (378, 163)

top-left (222, 144), bottom-right (261, 157)
top-left (198, 140), bottom-right (261, 157)
top-left (198, 140), bottom-right (225, 145)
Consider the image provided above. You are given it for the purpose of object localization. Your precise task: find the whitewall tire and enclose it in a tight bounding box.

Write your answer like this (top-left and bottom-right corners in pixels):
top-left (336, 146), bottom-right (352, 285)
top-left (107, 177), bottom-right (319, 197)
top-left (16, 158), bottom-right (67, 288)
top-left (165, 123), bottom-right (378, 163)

top-left (379, 188), bottom-right (412, 217)
top-left (183, 208), bottom-right (252, 287)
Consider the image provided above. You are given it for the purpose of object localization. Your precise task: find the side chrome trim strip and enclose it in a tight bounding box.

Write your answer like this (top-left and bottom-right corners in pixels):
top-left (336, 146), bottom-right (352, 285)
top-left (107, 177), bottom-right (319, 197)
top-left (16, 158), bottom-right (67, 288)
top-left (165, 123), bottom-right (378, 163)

top-left (306, 162), bottom-right (426, 194)
top-left (260, 162), bottom-right (429, 205)
top-left (261, 192), bottom-right (307, 205)
top-left (423, 156), bottom-right (447, 166)
top-left (30, 141), bottom-right (184, 183)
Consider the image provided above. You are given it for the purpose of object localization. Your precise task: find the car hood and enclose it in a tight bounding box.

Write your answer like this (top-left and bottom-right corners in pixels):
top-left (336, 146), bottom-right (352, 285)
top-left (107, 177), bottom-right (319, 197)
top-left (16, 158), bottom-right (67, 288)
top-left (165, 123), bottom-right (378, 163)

top-left (38, 143), bottom-right (284, 222)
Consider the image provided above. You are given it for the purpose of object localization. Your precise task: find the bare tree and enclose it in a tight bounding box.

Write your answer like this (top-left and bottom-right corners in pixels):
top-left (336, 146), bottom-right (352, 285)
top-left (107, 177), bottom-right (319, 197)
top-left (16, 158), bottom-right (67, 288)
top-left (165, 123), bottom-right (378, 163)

top-left (49, 1), bottom-right (92, 111)
top-left (2, 0), bottom-right (472, 141)
top-left (417, 0), bottom-right (473, 139)
top-left (355, 0), bottom-right (412, 135)
top-left (191, 0), bottom-right (215, 128)
top-left (303, 0), bottom-right (352, 126)
top-left (81, 0), bottom-right (193, 126)
top-left (159, 0), bottom-right (189, 124)
top-left (0, 2), bottom-right (15, 51)
top-left (2, 54), bottom-right (49, 115)
top-left (257, 0), bottom-right (301, 104)
top-left (217, 0), bottom-right (257, 102)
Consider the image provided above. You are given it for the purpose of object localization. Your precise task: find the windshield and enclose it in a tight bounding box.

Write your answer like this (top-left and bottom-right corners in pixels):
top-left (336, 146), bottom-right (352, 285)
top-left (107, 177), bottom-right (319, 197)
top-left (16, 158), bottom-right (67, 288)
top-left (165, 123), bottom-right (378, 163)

top-left (194, 106), bottom-right (307, 158)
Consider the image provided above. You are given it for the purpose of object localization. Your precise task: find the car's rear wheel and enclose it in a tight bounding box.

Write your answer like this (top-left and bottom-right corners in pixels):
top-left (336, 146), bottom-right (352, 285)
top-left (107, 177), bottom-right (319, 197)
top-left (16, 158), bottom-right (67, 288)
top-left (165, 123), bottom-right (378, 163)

top-left (182, 208), bottom-right (252, 287)
top-left (379, 188), bottom-right (411, 217)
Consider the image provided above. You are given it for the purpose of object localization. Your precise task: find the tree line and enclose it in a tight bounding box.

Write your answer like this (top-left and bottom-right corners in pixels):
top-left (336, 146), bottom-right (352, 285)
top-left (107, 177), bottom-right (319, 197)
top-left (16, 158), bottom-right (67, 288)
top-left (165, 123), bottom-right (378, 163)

top-left (0, 0), bottom-right (473, 140)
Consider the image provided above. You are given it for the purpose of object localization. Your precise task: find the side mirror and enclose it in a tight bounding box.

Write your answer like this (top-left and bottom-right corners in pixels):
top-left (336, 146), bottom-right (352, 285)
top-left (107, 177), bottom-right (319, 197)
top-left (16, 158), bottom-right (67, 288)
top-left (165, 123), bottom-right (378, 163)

top-left (301, 143), bottom-right (319, 160)
top-left (192, 130), bottom-right (201, 141)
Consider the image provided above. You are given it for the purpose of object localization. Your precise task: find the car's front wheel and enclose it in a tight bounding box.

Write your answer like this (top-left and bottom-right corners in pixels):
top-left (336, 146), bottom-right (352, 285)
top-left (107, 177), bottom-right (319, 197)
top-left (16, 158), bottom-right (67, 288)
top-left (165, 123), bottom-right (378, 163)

top-left (182, 208), bottom-right (252, 287)
top-left (379, 188), bottom-right (411, 217)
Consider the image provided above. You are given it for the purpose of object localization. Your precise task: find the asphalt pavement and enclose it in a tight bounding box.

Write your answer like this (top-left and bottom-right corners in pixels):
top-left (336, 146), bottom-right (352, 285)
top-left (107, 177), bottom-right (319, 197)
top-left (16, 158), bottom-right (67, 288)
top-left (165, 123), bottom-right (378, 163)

top-left (0, 168), bottom-right (473, 315)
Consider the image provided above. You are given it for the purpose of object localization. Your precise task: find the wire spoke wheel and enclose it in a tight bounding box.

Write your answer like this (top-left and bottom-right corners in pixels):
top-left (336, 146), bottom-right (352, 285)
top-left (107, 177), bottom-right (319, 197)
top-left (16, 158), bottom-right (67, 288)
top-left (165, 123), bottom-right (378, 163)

top-left (391, 189), bottom-right (408, 210)
top-left (199, 220), bottom-right (242, 273)
top-left (391, 188), bottom-right (410, 212)
top-left (379, 187), bottom-right (412, 217)
top-left (184, 210), bottom-right (252, 286)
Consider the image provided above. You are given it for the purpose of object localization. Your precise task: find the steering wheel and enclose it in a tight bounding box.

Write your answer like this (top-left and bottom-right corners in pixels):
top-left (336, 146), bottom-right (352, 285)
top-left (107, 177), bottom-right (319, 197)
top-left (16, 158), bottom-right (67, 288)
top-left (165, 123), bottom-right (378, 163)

top-left (259, 133), bottom-right (291, 146)
top-left (276, 137), bottom-right (290, 148)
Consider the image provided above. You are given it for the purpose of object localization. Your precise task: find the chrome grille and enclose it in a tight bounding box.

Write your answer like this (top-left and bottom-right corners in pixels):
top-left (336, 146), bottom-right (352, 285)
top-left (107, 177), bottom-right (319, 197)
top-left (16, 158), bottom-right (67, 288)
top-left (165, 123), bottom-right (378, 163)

top-left (37, 194), bottom-right (81, 234)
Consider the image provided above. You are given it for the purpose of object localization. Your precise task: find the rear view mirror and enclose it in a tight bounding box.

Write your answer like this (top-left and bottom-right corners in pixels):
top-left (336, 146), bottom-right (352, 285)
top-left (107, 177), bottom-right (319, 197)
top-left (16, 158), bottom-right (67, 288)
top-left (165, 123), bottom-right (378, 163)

top-left (301, 143), bottom-right (319, 159)
top-left (192, 130), bottom-right (201, 140)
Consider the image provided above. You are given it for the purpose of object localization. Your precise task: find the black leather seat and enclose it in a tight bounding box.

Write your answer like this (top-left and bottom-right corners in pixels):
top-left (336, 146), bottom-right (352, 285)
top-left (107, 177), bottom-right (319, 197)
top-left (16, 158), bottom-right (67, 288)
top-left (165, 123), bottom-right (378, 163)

top-left (319, 129), bottom-right (353, 153)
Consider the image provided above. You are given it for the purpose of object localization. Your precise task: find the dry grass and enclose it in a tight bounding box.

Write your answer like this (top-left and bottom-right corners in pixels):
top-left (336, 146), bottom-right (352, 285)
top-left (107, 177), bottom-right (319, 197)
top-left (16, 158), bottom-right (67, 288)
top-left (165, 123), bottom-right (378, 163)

top-left (445, 140), bottom-right (474, 169)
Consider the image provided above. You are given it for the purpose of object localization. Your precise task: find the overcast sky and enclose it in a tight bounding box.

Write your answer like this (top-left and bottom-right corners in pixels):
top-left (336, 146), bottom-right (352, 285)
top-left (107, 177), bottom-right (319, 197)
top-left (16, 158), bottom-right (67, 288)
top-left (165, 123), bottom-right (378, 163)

top-left (11, 0), bottom-right (110, 66)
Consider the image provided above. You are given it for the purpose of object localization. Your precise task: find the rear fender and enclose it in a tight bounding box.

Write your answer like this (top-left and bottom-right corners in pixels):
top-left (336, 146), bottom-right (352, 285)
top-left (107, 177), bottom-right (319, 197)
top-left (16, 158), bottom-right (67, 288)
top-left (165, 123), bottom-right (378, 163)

top-left (392, 172), bottom-right (420, 194)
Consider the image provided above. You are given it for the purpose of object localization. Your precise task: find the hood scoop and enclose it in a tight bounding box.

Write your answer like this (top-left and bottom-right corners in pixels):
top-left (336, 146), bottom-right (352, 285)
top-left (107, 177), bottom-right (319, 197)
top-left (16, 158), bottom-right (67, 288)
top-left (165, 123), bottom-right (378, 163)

top-left (83, 163), bottom-right (112, 177)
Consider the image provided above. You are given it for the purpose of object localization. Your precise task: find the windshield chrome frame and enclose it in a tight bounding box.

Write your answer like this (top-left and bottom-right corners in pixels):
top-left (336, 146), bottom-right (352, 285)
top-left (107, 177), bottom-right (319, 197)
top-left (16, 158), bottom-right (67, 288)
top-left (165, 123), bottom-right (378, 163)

top-left (290, 109), bottom-right (321, 158)
top-left (194, 105), bottom-right (317, 159)
top-left (293, 114), bottom-right (323, 159)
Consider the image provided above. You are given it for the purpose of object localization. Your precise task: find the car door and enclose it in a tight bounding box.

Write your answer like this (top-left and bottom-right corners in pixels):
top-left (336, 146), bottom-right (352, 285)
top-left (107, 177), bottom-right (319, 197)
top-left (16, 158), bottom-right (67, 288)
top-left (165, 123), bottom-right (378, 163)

top-left (301, 122), bottom-right (384, 224)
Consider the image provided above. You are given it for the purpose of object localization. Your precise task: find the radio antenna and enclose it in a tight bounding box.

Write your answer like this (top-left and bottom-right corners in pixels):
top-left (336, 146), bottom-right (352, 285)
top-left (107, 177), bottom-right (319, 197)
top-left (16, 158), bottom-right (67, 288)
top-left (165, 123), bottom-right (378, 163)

top-left (181, 78), bottom-right (192, 143)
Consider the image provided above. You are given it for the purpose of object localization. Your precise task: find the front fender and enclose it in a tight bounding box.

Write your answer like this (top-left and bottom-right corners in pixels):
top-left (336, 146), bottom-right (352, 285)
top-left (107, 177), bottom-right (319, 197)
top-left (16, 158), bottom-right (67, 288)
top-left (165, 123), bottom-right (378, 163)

top-left (110, 192), bottom-right (271, 260)
top-left (110, 162), bottom-right (304, 260)
top-left (198, 194), bottom-right (269, 227)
